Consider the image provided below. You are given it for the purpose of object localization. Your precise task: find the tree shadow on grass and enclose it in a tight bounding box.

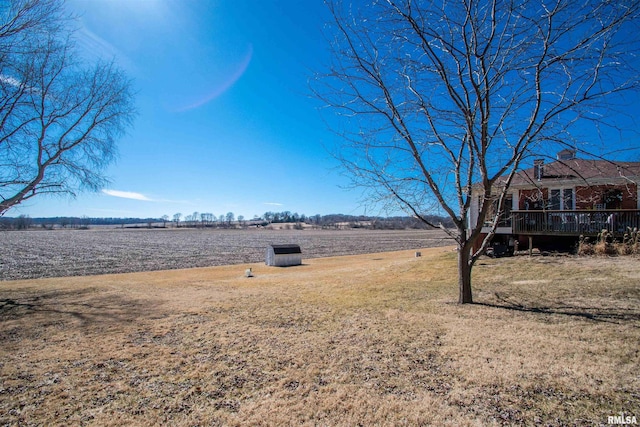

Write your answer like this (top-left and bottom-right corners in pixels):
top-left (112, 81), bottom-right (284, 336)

top-left (474, 294), bottom-right (640, 325)
top-left (0, 288), bottom-right (159, 330)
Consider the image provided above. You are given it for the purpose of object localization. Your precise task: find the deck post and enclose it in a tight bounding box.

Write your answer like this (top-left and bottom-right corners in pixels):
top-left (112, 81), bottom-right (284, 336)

top-left (528, 236), bottom-right (533, 256)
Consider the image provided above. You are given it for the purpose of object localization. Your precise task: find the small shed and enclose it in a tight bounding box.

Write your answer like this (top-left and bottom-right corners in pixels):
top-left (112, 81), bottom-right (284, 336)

top-left (265, 244), bottom-right (302, 267)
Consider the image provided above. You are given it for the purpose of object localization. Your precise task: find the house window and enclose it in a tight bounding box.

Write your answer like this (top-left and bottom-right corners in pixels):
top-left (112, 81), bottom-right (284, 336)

top-left (499, 194), bottom-right (513, 226)
top-left (602, 189), bottom-right (623, 209)
top-left (481, 194), bottom-right (513, 227)
top-left (549, 189), bottom-right (574, 210)
top-left (523, 189), bottom-right (544, 210)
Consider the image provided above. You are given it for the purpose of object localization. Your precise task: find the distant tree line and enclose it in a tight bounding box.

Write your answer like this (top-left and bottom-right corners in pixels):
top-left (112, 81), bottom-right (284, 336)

top-left (260, 211), bottom-right (454, 229)
top-left (0, 216), bottom-right (159, 230)
top-left (169, 211), bottom-right (453, 230)
top-left (170, 212), bottom-right (242, 228)
top-left (263, 211), bottom-right (308, 224)
top-left (0, 211), bottom-right (454, 231)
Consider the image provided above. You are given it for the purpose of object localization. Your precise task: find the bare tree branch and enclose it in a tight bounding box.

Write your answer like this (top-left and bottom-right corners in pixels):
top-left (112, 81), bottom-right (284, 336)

top-left (0, 0), bottom-right (136, 215)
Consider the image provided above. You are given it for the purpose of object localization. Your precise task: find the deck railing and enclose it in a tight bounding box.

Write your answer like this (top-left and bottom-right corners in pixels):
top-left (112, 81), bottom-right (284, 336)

top-left (511, 209), bottom-right (640, 236)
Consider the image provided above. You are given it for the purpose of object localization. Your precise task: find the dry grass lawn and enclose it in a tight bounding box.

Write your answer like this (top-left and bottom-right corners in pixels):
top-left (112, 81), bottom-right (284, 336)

top-left (1, 247), bottom-right (638, 426)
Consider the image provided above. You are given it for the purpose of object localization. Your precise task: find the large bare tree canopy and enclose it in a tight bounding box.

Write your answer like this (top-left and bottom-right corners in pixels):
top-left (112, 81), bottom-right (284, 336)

top-left (317, 0), bottom-right (640, 303)
top-left (0, 0), bottom-right (136, 215)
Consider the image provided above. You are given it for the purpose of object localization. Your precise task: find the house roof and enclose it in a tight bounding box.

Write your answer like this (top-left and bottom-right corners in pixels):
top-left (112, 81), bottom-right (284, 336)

top-left (502, 158), bottom-right (640, 188)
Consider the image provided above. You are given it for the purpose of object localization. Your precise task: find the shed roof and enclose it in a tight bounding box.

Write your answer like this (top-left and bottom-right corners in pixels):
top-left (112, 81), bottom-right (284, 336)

top-left (269, 244), bottom-right (302, 255)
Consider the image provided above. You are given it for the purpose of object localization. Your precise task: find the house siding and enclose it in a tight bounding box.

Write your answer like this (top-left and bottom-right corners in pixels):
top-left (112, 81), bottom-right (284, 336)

top-left (517, 184), bottom-right (638, 210)
top-left (574, 184), bottom-right (637, 209)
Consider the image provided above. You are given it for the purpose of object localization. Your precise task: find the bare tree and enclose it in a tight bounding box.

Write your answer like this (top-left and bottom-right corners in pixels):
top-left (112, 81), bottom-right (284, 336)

top-left (225, 211), bottom-right (235, 226)
top-left (0, 0), bottom-right (136, 215)
top-left (317, 0), bottom-right (640, 303)
top-left (0, 0), bottom-right (63, 46)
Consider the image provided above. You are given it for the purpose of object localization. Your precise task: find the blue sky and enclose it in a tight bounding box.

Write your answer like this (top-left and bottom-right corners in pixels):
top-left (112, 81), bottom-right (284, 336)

top-left (8, 0), bottom-right (365, 220)
top-left (7, 1), bottom-right (639, 220)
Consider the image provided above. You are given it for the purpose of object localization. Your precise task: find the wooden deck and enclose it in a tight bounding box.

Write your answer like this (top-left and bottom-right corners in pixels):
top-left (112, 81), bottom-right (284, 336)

top-left (510, 210), bottom-right (640, 236)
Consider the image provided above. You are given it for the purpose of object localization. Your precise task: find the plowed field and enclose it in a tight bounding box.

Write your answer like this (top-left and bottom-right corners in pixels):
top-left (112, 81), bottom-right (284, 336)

top-left (0, 228), bottom-right (453, 280)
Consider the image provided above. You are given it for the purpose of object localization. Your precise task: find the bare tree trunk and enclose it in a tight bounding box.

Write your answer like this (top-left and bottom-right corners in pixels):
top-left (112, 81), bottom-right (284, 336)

top-left (458, 244), bottom-right (473, 304)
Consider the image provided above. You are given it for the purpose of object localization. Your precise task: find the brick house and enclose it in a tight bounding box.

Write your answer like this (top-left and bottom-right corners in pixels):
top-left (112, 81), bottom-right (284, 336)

top-left (469, 150), bottom-right (640, 254)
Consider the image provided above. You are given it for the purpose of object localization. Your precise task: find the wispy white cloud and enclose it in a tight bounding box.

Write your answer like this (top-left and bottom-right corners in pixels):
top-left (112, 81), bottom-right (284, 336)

top-left (78, 27), bottom-right (119, 57)
top-left (264, 202), bottom-right (283, 207)
top-left (0, 75), bottom-right (21, 87)
top-left (75, 26), bottom-right (136, 72)
top-left (102, 189), bottom-right (152, 201)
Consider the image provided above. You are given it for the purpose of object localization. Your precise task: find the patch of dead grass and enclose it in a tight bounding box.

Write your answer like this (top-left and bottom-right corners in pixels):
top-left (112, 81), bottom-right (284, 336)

top-left (1, 247), bottom-right (638, 426)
